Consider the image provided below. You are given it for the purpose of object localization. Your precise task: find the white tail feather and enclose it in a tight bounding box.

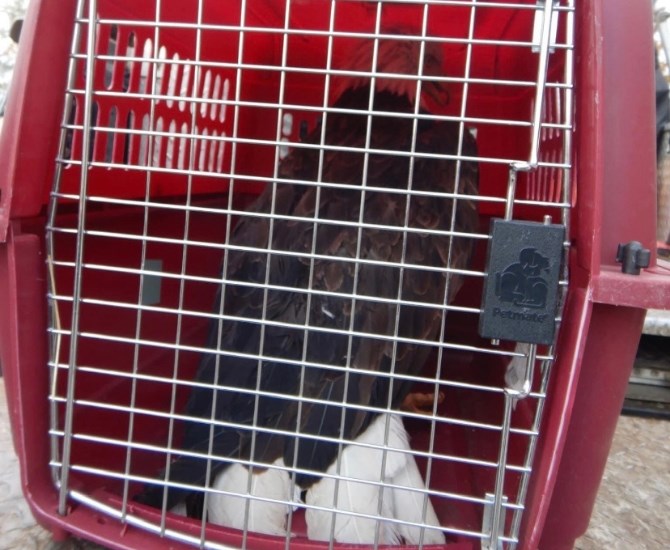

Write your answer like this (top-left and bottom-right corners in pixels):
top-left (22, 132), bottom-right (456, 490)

top-left (306, 414), bottom-right (445, 544)
top-left (389, 454), bottom-right (446, 545)
top-left (207, 457), bottom-right (292, 536)
top-left (306, 462), bottom-right (394, 544)
top-left (169, 501), bottom-right (187, 516)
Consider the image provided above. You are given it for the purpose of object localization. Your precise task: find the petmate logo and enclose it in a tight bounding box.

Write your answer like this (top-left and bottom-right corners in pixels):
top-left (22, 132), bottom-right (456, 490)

top-left (494, 247), bottom-right (551, 316)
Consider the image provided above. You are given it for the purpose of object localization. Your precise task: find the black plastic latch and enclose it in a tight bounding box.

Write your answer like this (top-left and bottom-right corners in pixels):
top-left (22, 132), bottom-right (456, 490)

top-left (616, 241), bottom-right (651, 275)
top-left (479, 219), bottom-right (565, 345)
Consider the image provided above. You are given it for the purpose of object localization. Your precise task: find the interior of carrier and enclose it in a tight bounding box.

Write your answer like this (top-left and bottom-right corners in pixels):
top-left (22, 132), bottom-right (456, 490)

top-left (46, 0), bottom-right (574, 547)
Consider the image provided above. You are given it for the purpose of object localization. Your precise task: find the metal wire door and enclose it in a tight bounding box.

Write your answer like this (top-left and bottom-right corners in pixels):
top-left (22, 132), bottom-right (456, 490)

top-left (46, 1), bottom-right (575, 548)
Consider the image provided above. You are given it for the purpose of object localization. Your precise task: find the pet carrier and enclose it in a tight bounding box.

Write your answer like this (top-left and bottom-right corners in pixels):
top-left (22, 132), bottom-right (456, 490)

top-left (1, 0), bottom-right (668, 549)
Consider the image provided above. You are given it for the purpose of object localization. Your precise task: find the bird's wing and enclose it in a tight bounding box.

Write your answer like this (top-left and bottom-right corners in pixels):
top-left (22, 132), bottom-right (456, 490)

top-left (136, 38), bottom-right (479, 524)
top-left (283, 89), bottom-right (479, 488)
top-left (135, 180), bottom-right (312, 510)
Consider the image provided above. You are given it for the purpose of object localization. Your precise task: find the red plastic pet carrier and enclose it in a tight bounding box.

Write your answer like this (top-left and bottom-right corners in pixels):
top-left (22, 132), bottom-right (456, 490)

top-left (1, 1), bottom-right (669, 549)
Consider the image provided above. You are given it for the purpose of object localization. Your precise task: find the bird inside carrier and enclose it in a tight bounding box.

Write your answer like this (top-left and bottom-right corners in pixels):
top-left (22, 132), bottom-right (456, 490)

top-left (47, 0), bottom-right (574, 548)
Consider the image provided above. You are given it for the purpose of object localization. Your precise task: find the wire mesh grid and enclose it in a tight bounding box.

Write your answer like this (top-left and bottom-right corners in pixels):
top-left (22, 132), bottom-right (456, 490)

top-left (46, 0), bottom-right (574, 548)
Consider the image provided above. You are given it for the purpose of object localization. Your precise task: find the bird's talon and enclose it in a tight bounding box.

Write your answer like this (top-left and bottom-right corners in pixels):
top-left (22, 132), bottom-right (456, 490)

top-left (401, 391), bottom-right (445, 414)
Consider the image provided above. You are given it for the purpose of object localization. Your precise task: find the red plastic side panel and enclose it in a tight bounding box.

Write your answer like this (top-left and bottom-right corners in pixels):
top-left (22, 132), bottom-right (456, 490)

top-left (0, 0), bottom-right (78, 242)
top-left (597, 4), bottom-right (657, 271)
top-left (571, 0), bottom-right (658, 275)
top-left (537, 305), bottom-right (646, 550)
top-left (517, 287), bottom-right (592, 549)
top-left (0, 224), bottom-right (59, 537)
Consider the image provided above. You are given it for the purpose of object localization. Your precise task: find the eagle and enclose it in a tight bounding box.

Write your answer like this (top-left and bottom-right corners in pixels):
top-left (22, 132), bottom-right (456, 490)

top-left (135, 36), bottom-right (479, 545)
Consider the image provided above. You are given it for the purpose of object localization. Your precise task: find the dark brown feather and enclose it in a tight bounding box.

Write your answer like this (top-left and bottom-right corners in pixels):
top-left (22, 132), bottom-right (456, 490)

top-left (136, 37), bottom-right (479, 513)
